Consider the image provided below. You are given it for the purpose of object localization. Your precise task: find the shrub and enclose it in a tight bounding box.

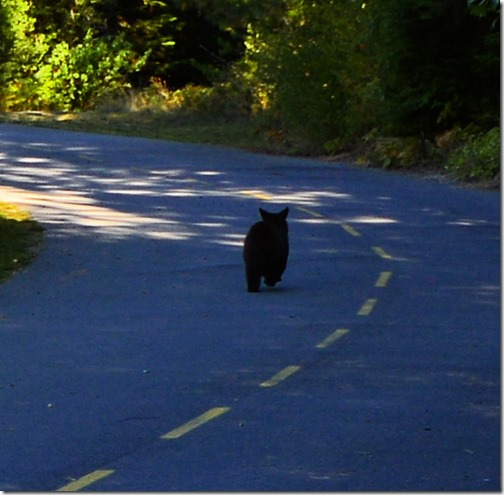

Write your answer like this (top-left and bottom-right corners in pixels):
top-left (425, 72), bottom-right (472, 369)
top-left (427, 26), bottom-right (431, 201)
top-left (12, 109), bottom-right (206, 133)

top-left (361, 130), bottom-right (425, 168)
top-left (242, 0), bottom-right (375, 151)
top-left (32, 31), bottom-right (148, 111)
top-left (124, 76), bottom-right (251, 121)
top-left (0, 0), bottom-right (49, 110)
top-left (445, 127), bottom-right (500, 180)
top-left (0, 0), bottom-right (149, 112)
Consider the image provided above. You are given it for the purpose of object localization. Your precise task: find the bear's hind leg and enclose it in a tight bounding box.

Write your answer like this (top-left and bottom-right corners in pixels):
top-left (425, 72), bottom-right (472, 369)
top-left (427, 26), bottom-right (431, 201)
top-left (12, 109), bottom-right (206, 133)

top-left (246, 266), bottom-right (261, 292)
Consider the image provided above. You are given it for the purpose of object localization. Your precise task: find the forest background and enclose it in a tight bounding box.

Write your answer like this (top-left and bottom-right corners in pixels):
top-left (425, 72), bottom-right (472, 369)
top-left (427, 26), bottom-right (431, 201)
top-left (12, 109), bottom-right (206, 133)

top-left (0, 0), bottom-right (500, 182)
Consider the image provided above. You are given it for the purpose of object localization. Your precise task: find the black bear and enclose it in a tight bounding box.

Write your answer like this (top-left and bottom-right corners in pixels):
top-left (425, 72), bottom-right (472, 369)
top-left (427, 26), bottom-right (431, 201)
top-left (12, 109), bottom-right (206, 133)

top-left (243, 207), bottom-right (289, 292)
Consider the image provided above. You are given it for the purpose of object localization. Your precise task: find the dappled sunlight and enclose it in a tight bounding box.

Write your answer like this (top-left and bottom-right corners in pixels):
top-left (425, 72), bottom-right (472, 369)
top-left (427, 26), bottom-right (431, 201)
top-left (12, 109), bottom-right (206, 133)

top-left (294, 218), bottom-right (333, 224)
top-left (10, 130), bottom-right (497, 266)
top-left (0, 185), bottom-right (196, 241)
top-left (15, 157), bottom-right (52, 164)
top-left (274, 190), bottom-right (352, 204)
top-left (0, 139), bottom-right (245, 242)
top-left (193, 222), bottom-right (228, 228)
top-left (239, 188), bottom-right (351, 207)
top-left (9, 132), bottom-right (481, 260)
top-left (207, 233), bottom-right (245, 248)
top-left (161, 188), bottom-right (207, 198)
top-left (0, 135), bottom-right (380, 250)
top-left (194, 170), bottom-right (223, 177)
top-left (447, 218), bottom-right (495, 227)
top-left (348, 215), bottom-right (398, 224)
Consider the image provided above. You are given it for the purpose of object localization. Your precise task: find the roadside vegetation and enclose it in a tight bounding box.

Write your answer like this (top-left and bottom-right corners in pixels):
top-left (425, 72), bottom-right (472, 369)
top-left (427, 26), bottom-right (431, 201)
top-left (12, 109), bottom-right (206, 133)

top-left (0, 202), bottom-right (43, 282)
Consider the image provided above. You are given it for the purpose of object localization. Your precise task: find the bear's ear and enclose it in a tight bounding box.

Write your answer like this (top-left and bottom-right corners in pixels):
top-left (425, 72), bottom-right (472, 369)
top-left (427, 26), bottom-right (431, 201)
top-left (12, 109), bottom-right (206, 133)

top-left (280, 207), bottom-right (289, 219)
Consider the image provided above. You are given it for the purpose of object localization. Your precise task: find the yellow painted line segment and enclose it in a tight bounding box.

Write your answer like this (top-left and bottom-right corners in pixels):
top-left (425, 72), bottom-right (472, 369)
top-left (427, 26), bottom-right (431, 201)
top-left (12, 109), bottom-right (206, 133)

top-left (316, 328), bottom-right (349, 349)
top-left (341, 223), bottom-right (361, 237)
top-left (260, 365), bottom-right (302, 388)
top-left (240, 189), bottom-right (273, 201)
top-left (297, 206), bottom-right (324, 218)
top-left (358, 298), bottom-right (378, 316)
top-left (373, 246), bottom-right (393, 259)
top-left (57, 470), bottom-right (114, 491)
top-left (375, 271), bottom-right (393, 287)
top-left (161, 407), bottom-right (230, 440)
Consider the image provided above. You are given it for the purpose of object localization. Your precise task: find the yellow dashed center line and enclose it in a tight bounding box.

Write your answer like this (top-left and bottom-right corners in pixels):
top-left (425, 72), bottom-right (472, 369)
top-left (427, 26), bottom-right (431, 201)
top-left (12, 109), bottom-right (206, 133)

top-left (316, 328), bottom-right (350, 349)
top-left (373, 246), bottom-right (393, 259)
top-left (375, 271), bottom-right (393, 287)
top-left (260, 365), bottom-right (302, 388)
top-left (341, 223), bottom-right (361, 237)
top-left (161, 407), bottom-right (230, 440)
top-left (240, 189), bottom-right (274, 201)
top-left (48, 168), bottom-right (400, 492)
top-left (296, 206), bottom-right (324, 218)
top-left (357, 298), bottom-right (378, 316)
top-left (57, 470), bottom-right (114, 492)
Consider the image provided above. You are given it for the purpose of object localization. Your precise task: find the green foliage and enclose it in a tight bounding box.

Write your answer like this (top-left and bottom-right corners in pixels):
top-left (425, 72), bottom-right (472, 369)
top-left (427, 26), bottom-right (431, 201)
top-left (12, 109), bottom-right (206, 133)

top-left (171, 81), bottom-right (250, 118)
top-left (0, 0), bottom-right (148, 111)
top-left (241, 0), bottom-right (499, 152)
top-left (467, 0), bottom-right (500, 19)
top-left (444, 127), bottom-right (500, 180)
top-left (0, 0), bottom-right (48, 108)
top-left (0, 0), bottom-right (254, 110)
top-left (243, 0), bottom-right (376, 150)
top-left (33, 31), bottom-right (148, 110)
top-left (362, 131), bottom-right (425, 169)
top-left (359, 125), bottom-right (500, 180)
top-left (129, 78), bottom-right (251, 120)
top-left (101, 0), bottom-right (248, 88)
top-left (365, 0), bottom-right (500, 135)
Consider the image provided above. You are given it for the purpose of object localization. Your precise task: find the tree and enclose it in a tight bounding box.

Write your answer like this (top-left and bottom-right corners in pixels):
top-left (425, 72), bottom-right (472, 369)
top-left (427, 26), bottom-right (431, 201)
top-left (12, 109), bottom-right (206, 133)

top-left (243, 0), bottom-right (376, 148)
top-left (0, 0), bottom-right (148, 110)
top-left (0, 0), bottom-right (49, 110)
top-left (241, 0), bottom-right (500, 150)
top-left (366, 0), bottom-right (500, 135)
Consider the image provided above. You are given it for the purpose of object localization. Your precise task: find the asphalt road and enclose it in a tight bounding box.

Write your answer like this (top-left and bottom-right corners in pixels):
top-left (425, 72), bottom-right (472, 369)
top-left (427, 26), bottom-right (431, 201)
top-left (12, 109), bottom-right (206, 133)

top-left (0, 124), bottom-right (500, 491)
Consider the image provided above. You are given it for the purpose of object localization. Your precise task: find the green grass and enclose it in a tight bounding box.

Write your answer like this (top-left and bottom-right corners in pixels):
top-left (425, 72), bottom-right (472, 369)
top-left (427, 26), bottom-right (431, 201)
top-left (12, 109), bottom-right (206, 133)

top-left (0, 201), bottom-right (43, 282)
top-left (0, 109), bottom-right (294, 154)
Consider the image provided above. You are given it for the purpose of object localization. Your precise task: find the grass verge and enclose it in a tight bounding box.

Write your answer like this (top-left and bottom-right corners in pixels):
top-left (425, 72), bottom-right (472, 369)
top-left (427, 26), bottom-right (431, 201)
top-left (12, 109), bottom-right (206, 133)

top-left (0, 110), bottom-right (301, 155)
top-left (0, 109), bottom-right (499, 190)
top-left (0, 110), bottom-right (270, 150)
top-left (0, 201), bottom-right (43, 282)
